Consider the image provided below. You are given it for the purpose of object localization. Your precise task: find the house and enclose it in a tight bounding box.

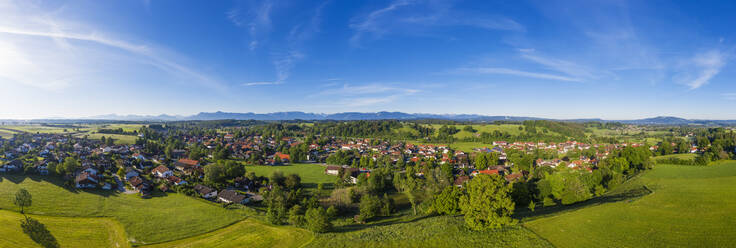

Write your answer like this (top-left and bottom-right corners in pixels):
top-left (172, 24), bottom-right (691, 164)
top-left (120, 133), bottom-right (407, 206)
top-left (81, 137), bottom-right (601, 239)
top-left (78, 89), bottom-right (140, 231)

top-left (194, 184), bottom-right (217, 198)
top-left (505, 173), bottom-right (523, 182)
top-left (152, 165), bottom-right (173, 178)
top-left (125, 167), bottom-right (140, 181)
top-left (128, 176), bottom-right (150, 193)
top-left (274, 152), bottom-right (290, 163)
top-left (0, 160), bottom-right (23, 172)
top-left (454, 176), bottom-right (470, 187)
top-left (245, 193), bottom-right (263, 203)
top-left (131, 153), bottom-right (146, 160)
top-left (472, 169), bottom-right (499, 177)
top-left (37, 164), bottom-right (49, 175)
top-left (325, 165), bottom-right (342, 175)
top-left (82, 166), bottom-right (98, 175)
top-left (167, 175), bottom-right (186, 186)
top-left (218, 189), bottom-right (247, 204)
top-left (75, 172), bottom-right (99, 189)
top-left (175, 159), bottom-right (201, 175)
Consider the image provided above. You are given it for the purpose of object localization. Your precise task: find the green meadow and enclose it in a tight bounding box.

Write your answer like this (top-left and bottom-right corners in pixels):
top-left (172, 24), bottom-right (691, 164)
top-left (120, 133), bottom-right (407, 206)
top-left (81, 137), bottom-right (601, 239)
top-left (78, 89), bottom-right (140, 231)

top-left (653, 153), bottom-right (697, 162)
top-left (525, 161), bottom-right (736, 247)
top-left (73, 133), bottom-right (139, 145)
top-left (0, 124), bottom-right (143, 145)
top-left (0, 175), bottom-right (248, 245)
top-left (141, 218), bottom-right (313, 248)
top-left (307, 214), bottom-right (552, 248)
top-left (0, 210), bottom-right (129, 248)
top-left (244, 163), bottom-right (336, 191)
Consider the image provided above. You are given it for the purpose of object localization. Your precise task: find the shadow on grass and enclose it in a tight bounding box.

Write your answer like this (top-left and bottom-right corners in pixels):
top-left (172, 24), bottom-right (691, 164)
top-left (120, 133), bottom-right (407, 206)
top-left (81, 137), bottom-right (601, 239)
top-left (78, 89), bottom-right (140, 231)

top-left (20, 216), bottom-right (59, 248)
top-left (0, 174), bottom-right (121, 197)
top-left (514, 185), bottom-right (653, 221)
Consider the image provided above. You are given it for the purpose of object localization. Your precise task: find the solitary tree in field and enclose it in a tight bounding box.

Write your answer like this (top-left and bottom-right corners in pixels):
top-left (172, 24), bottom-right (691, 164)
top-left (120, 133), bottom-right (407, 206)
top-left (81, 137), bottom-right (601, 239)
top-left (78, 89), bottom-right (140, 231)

top-left (14, 188), bottom-right (32, 214)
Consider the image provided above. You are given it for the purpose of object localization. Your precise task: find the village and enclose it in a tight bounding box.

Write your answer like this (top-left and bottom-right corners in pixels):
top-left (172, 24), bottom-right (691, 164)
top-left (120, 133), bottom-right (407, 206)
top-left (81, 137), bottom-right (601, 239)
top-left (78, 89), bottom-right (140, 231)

top-left (0, 127), bottom-right (701, 208)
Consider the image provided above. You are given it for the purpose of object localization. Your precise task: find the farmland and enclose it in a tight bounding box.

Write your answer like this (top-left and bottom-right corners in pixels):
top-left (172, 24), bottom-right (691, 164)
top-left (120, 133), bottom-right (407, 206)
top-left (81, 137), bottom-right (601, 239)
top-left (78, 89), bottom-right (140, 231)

top-left (0, 124), bottom-right (143, 144)
top-left (525, 161), bottom-right (736, 247)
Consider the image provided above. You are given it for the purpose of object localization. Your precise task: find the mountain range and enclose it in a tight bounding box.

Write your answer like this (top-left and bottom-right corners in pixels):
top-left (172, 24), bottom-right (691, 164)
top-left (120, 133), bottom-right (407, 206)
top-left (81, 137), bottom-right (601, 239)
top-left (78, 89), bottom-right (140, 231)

top-left (67, 111), bottom-right (736, 125)
top-left (2, 112), bottom-right (733, 126)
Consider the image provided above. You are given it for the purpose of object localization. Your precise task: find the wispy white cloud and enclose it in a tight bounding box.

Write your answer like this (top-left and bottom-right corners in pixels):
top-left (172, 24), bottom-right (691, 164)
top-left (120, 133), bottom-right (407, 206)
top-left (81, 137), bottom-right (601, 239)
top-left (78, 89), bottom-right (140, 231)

top-left (349, 0), bottom-right (523, 46)
top-left (230, 1), bottom-right (327, 85)
top-left (458, 67), bottom-right (582, 82)
top-left (454, 49), bottom-right (595, 83)
top-left (519, 52), bottom-right (596, 80)
top-left (242, 81), bottom-right (281, 86)
top-left (318, 83), bottom-right (419, 96)
top-left (316, 83), bottom-right (419, 107)
top-left (227, 0), bottom-right (273, 51)
top-left (0, 1), bottom-right (224, 91)
top-left (682, 50), bottom-right (727, 89)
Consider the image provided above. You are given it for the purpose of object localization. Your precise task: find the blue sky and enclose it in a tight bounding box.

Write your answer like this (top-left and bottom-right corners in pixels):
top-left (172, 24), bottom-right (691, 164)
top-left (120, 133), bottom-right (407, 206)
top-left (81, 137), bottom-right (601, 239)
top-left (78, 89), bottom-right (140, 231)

top-left (0, 0), bottom-right (735, 119)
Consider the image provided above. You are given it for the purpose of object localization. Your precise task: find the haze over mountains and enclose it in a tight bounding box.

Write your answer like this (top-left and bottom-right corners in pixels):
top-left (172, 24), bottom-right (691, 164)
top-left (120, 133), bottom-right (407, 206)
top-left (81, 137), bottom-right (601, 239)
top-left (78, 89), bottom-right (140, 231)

top-left (65, 111), bottom-right (736, 125)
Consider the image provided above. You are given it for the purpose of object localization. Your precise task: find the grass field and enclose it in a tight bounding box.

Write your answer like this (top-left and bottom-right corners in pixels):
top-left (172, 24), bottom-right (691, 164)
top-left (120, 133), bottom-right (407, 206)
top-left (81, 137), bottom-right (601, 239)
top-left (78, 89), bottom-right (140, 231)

top-left (90, 124), bottom-right (145, 132)
top-left (74, 133), bottom-right (139, 145)
top-left (0, 175), bottom-right (249, 245)
top-left (0, 210), bottom-right (130, 248)
top-left (449, 124), bottom-right (526, 139)
top-left (407, 141), bottom-right (492, 153)
top-left (0, 129), bottom-right (16, 138)
top-left (653, 153), bottom-right (697, 161)
top-left (141, 218), bottom-right (313, 248)
top-left (0, 124), bottom-right (142, 145)
top-left (525, 161), bottom-right (736, 247)
top-left (245, 163), bottom-right (336, 191)
top-left (306, 214), bottom-right (552, 248)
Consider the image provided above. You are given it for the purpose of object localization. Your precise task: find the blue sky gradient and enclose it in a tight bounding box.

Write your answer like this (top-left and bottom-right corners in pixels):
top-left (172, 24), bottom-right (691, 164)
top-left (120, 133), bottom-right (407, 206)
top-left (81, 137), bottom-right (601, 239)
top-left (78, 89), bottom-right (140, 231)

top-left (0, 0), bottom-right (735, 119)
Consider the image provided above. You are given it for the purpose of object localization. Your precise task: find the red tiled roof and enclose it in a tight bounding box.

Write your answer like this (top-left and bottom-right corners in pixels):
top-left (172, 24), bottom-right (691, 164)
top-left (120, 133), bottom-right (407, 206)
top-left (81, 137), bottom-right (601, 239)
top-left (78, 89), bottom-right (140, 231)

top-left (479, 169), bottom-right (499, 175)
top-left (275, 152), bottom-right (290, 160)
top-left (177, 158), bottom-right (199, 166)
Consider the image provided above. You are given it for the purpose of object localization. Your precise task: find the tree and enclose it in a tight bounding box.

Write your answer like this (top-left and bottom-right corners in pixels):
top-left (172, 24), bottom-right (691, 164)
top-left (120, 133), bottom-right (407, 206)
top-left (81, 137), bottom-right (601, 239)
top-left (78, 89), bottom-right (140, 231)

top-left (223, 161), bottom-right (244, 179)
top-left (285, 174), bottom-right (302, 190)
top-left (434, 186), bottom-right (462, 215)
top-left (358, 194), bottom-right (381, 222)
top-left (288, 205), bottom-right (305, 227)
top-left (246, 171), bottom-right (257, 181)
top-left (326, 205), bottom-right (338, 220)
top-left (204, 163), bottom-right (226, 185)
top-left (459, 174), bottom-right (515, 230)
top-left (189, 145), bottom-right (204, 160)
top-left (270, 171), bottom-right (286, 187)
top-left (14, 188), bottom-right (32, 214)
top-left (305, 207), bottom-right (332, 233)
top-left (381, 193), bottom-right (395, 216)
top-left (265, 186), bottom-right (288, 225)
top-left (399, 173), bottom-right (422, 215)
top-left (58, 158), bottom-right (79, 176)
